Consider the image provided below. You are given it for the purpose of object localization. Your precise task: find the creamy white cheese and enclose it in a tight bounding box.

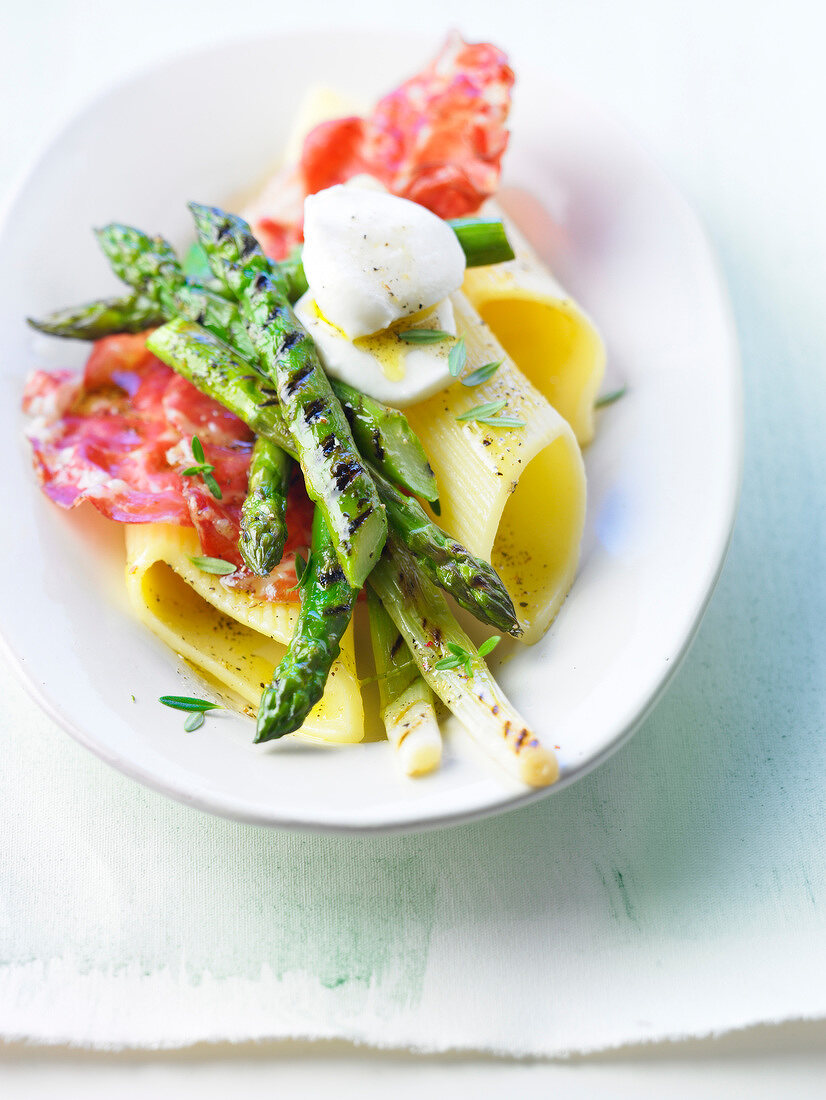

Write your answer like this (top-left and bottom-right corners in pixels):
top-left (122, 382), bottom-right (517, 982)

top-left (301, 185), bottom-right (466, 339)
top-left (294, 293), bottom-right (457, 407)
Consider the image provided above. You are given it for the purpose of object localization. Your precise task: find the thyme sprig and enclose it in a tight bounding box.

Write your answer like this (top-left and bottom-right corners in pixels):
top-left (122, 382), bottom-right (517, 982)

top-left (448, 336), bottom-right (467, 377)
top-left (397, 329), bottom-right (452, 344)
top-left (456, 398), bottom-right (506, 422)
top-left (287, 551), bottom-right (314, 592)
top-left (434, 635), bottom-right (501, 676)
top-left (461, 360), bottom-right (501, 387)
top-left (159, 695), bottom-right (221, 713)
top-left (456, 399), bottom-right (526, 429)
top-left (595, 385), bottom-right (628, 408)
top-left (159, 694), bottom-right (221, 732)
top-left (189, 555), bottom-right (236, 575)
top-left (181, 435), bottom-right (222, 499)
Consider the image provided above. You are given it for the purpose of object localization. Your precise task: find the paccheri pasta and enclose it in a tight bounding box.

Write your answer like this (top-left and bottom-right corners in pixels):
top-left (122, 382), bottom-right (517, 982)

top-left (23, 34), bottom-right (606, 788)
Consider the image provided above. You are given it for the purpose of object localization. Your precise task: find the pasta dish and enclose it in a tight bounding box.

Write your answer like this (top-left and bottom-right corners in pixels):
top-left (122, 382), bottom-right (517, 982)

top-left (23, 34), bottom-right (606, 788)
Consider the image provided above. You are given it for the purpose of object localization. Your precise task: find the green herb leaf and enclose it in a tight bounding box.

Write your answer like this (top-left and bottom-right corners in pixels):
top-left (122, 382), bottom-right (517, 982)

top-left (456, 398), bottom-right (507, 422)
top-left (397, 329), bottom-right (452, 344)
top-left (287, 551), bottom-right (313, 591)
top-left (478, 635), bottom-right (501, 658)
top-left (189, 555), bottom-right (236, 575)
top-left (448, 336), bottom-right (467, 377)
top-left (478, 415), bottom-right (526, 429)
top-left (434, 655), bottom-right (463, 671)
top-left (182, 436), bottom-right (222, 498)
top-left (159, 695), bottom-right (221, 713)
top-left (203, 471), bottom-right (223, 500)
top-left (461, 360), bottom-right (502, 387)
top-left (184, 710), bottom-right (206, 732)
top-left (595, 385), bottom-right (628, 408)
top-left (446, 642), bottom-right (467, 657)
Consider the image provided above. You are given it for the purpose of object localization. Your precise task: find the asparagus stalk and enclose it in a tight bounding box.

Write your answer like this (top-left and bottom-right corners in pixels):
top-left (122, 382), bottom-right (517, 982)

top-left (333, 378), bottom-right (437, 503)
top-left (256, 507), bottom-right (357, 741)
top-left (368, 532), bottom-right (558, 788)
top-left (239, 436), bottom-right (291, 575)
top-left (448, 217), bottom-right (516, 266)
top-left (188, 202), bottom-right (386, 589)
top-left (27, 294), bottom-right (164, 339)
top-left (366, 589), bottom-right (441, 776)
top-left (146, 321), bottom-right (295, 453)
top-left (369, 465), bottom-right (520, 635)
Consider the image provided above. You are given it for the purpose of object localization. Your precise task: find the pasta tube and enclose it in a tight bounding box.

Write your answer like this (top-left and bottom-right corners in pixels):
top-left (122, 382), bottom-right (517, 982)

top-left (462, 211), bottom-right (605, 446)
top-left (124, 524), bottom-right (363, 744)
top-left (405, 292), bottom-right (586, 644)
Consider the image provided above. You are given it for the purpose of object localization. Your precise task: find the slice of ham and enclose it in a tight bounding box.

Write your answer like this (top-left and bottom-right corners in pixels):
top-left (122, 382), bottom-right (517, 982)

top-left (23, 333), bottom-right (311, 600)
top-left (252, 32), bottom-right (514, 259)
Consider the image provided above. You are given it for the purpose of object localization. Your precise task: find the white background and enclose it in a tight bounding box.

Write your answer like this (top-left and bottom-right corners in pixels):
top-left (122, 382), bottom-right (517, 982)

top-left (2, 0), bottom-right (825, 1094)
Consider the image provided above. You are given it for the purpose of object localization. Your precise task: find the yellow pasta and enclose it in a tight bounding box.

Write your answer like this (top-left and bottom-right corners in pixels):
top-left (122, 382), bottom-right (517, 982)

top-left (462, 211), bottom-right (605, 446)
top-left (405, 292), bottom-right (586, 644)
top-left (124, 524), bottom-right (363, 744)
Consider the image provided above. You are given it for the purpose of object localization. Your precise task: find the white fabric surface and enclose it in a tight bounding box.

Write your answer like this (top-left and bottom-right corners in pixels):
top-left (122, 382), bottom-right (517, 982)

top-left (2, 0), bottom-right (825, 1057)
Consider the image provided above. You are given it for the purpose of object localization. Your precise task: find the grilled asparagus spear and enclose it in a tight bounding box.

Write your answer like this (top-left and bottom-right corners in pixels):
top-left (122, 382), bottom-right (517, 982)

top-left (189, 201), bottom-right (386, 589)
top-left (333, 378), bottom-right (437, 504)
top-left (146, 321), bottom-right (295, 452)
top-left (369, 532), bottom-right (558, 788)
top-left (369, 465), bottom-right (520, 634)
top-left (27, 293), bottom-right (164, 339)
top-left (239, 436), bottom-right (291, 575)
top-left (255, 507), bottom-right (357, 741)
top-left (366, 588), bottom-right (441, 776)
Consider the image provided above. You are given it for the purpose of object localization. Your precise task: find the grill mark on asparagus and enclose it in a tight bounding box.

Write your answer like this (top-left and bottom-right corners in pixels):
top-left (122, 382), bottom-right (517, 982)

top-left (332, 459), bottom-right (360, 491)
top-left (389, 634), bottom-right (404, 660)
top-left (303, 398), bottom-right (326, 423)
top-left (285, 361), bottom-right (313, 395)
top-left (348, 509), bottom-right (373, 535)
top-left (280, 330), bottom-right (302, 354)
top-left (240, 233), bottom-right (258, 258)
top-left (323, 603), bottom-right (351, 617)
top-left (371, 428), bottom-right (385, 462)
top-left (320, 434), bottom-right (337, 457)
top-left (317, 564), bottom-right (346, 587)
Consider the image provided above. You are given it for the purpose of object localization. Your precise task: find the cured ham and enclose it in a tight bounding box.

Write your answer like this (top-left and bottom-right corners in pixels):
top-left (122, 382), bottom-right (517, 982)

top-left (252, 33), bottom-right (513, 259)
top-left (23, 332), bottom-right (311, 598)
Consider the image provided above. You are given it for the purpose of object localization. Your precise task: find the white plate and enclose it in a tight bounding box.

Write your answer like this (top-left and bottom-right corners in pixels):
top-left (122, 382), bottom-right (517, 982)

top-left (0, 32), bottom-right (741, 832)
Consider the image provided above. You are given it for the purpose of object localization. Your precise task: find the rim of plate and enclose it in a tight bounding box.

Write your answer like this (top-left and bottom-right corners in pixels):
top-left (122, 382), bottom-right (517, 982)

top-left (0, 30), bottom-right (742, 833)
